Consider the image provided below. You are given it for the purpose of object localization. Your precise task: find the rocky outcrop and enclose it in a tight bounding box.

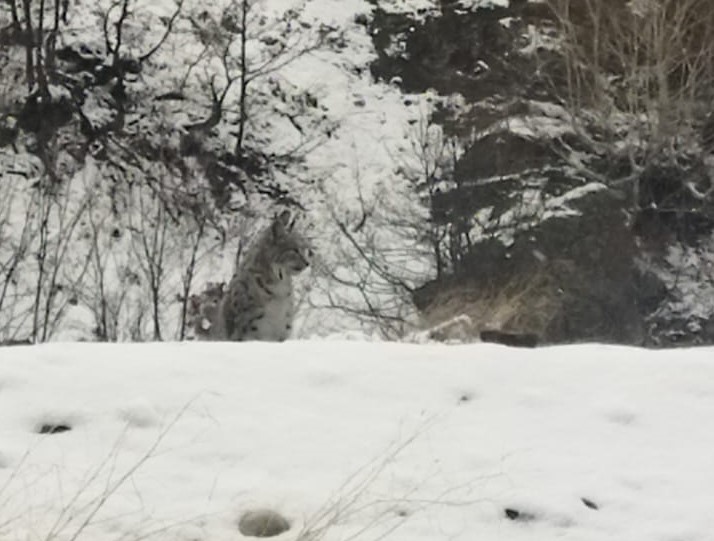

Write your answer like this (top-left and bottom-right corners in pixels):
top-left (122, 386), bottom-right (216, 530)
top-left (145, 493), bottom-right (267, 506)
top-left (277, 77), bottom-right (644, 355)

top-left (415, 188), bottom-right (655, 345)
top-left (371, 1), bottom-right (713, 346)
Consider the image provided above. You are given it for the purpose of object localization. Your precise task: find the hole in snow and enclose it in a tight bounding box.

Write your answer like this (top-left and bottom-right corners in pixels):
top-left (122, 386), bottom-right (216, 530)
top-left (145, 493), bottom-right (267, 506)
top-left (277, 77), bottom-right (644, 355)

top-left (504, 507), bottom-right (537, 522)
top-left (238, 509), bottom-right (290, 538)
top-left (605, 409), bottom-right (637, 425)
top-left (36, 423), bottom-right (72, 435)
top-left (33, 412), bottom-right (82, 435)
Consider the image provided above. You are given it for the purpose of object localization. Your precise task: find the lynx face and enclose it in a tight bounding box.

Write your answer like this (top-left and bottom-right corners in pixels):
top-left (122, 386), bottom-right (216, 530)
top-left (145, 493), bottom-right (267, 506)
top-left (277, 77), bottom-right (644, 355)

top-left (268, 210), bottom-right (312, 275)
top-left (204, 209), bottom-right (313, 343)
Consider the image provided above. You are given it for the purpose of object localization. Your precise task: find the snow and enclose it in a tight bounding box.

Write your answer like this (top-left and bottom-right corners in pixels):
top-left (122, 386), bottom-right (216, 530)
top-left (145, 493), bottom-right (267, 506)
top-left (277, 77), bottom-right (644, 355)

top-left (458, 0), bottom-right (509, 8)
top-left (519, 23), bottom-right (560, 55)
top-left (1, 340), bottom-right (714, 540)
top-left (466, 181), bottom-right (607, 247)
top-left (365, 0), bottom-right (508, 19)
top-left (649, 235), bottom-right (714, 339)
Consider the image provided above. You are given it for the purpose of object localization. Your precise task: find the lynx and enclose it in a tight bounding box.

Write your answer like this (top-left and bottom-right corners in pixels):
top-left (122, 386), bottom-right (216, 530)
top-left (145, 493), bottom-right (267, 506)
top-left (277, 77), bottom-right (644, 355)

top-left (192, 210), bottom-right (311, 341)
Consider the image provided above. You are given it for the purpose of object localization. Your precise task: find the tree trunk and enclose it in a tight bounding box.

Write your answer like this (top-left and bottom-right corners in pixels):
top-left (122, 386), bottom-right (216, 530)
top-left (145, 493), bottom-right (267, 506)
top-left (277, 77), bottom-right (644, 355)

top-left (235, 0), bottom-right (250, 156)
top-left (21, 0), bottom-right (35, 92)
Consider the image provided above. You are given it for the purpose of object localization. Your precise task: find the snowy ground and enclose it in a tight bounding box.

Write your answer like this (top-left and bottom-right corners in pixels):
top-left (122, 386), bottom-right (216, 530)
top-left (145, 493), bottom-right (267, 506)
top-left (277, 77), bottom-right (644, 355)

top-left (1, 341), bottom-right (713, 540)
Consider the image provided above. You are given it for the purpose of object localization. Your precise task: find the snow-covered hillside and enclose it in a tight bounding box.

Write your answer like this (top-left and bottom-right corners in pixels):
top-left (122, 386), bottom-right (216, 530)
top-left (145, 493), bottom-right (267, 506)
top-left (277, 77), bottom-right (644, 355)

top-left (1, 341), bottom-right (713, 540)
top-left (3, 0), bottom-right (714, 347)
top-left (0, 0), bottom-right (438, 342)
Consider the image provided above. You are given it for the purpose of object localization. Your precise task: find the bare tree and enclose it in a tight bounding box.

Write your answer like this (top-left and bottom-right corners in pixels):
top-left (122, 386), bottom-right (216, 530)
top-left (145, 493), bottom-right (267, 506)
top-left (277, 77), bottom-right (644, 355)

top-left (0, 172), bottom-right (37, 341)
top-left (549, 0), bottom-right (714, 184)
top-left (31, 178), bottom-right (92, 342)
top-left (0, 164), bottom-right (93, 343)
top-left (127, 185), bottom-right (171, 341)
top-left (79, 180), bottom-right (131, 342)
top-left (307, 101), bottom-right (473, 338)
top-left (311, 176), bottom-right (431, 338)
top-left (185, 0), bottom-right (341, 160)
top-left (394, 110), bottom-right (463, 278)
top-left (12, 0), bottom-right (68, 95)
top-left (173, 189), bottom-right (226, 340)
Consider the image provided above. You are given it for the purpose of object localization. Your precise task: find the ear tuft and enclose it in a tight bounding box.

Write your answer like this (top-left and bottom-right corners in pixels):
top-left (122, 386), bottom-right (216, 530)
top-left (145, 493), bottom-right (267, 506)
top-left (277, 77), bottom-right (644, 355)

top-left (277, 209), bottom-right (291, 226)
top-left (272, 209), bottom-right (292, 236)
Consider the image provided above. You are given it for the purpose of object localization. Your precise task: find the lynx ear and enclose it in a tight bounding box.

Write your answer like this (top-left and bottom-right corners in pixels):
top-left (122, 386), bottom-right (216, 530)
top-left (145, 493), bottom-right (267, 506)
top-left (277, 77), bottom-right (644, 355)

top-left (272, 209), bottom-right (292, 236)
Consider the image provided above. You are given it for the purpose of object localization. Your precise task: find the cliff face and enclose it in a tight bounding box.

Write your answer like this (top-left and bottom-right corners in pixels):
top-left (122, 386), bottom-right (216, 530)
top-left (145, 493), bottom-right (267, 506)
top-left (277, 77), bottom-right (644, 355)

top-left (367, 0), bottom-right (714, 346)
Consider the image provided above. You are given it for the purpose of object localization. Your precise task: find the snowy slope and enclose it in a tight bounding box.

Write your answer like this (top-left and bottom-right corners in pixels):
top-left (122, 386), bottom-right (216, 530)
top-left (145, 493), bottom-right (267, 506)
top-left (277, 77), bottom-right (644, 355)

top-left (0, 0), bottom-right (437, 342)
top-left (1, 341), bottom-right (713, 540)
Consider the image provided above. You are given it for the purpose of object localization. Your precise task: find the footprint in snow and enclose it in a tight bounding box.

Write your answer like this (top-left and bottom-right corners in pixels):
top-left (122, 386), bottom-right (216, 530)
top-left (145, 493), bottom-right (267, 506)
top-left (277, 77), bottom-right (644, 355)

top-left (118, 399), bottom-right (161, 428)
top-left (604, 409), bottom-right (638, 426)
top-left (36, 422), bottom-right (72, 434)
top-left (33, 411), bottom-right (82, 435)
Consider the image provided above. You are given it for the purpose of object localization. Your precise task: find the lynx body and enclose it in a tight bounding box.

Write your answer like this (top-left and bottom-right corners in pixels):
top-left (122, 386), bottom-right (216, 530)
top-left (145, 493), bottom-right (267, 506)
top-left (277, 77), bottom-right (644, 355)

top-left (191, 210), bottom-right (310, 342)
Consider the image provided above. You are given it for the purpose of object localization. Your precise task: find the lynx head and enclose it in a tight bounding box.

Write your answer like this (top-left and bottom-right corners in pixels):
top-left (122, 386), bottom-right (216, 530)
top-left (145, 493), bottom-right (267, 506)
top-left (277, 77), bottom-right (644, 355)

top-left (268, 209), bottom-right (312, 275)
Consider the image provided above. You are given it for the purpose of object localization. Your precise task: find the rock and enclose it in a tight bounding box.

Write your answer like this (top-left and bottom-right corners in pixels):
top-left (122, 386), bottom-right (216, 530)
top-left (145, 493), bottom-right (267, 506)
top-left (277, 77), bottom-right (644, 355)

top-left (238, 509), bottom-right (290, 538)
top-left (415, 189), bottom-right (647, 345)
top-left (480, 329), bottom-right (538, 348)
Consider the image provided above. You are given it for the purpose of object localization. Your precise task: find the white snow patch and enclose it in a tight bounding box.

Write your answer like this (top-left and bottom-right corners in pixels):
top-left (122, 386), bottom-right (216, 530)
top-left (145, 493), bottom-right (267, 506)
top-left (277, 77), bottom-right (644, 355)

top-left (520, 23), bottom-right (560, 55)
top-left (651, 235), bottom-right (714, 332)
top-left (507, 115), bottom-right (574, 140)
top-left (0, 341), bottom-right (713, 540)
top-left (458, 0), bottom-right (509, 8)
top-left (469, 182), bottom-right (608, 246)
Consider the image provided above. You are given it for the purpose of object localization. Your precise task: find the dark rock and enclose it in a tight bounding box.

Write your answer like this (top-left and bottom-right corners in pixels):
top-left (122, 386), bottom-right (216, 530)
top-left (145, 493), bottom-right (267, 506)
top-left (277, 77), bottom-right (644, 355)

top-left (56, 45), bottom-right (103, 74)
top-left (0, 22), bottom-right (27, 46)
top-left (17, 90), bottom-right (75, 134)
top-left (455, 131), bottom-right (555, 182)
top-left (633, 269), bottom-right (667, 316)
top-left (238, 509), bottom-right (290, 538)
top-left (0, 339), bottom-right (32, 347)
top-left (368, 2), bottom-right (524, 100)
top-left (0, 115), bottom-right (19, 148)
top-left (634, 158), bottom-right (714, 245)
top-left (480, 329), bottom-right (538, 348)
top-left (415, 189), bottom-right (646, 345)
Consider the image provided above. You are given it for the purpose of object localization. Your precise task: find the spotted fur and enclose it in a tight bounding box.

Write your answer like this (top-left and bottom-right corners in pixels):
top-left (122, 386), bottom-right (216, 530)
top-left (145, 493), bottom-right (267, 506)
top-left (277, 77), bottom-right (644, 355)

top-left (206, 210), bottom-right (311, 342)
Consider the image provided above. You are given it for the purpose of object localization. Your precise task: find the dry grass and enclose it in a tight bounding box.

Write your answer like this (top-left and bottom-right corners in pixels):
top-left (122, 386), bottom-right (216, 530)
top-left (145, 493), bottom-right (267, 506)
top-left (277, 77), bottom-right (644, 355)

top-left (418, 263), bottom-right (569, 342)
top-left (549, 0), bottom-right (714, 160)
top-left (0, 403), bottom-right (200, 541)
top-left (294, 419), bottom-right (490, 541)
